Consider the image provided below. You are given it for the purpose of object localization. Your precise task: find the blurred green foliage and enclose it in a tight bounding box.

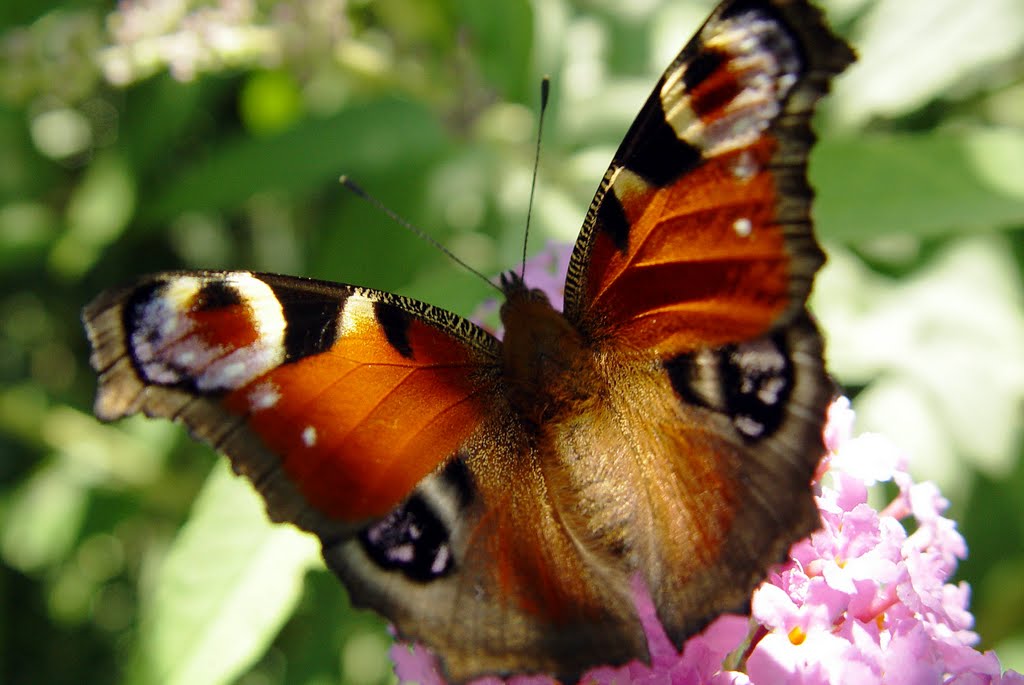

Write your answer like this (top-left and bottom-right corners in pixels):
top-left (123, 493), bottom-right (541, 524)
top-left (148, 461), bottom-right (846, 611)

top-left (2, 0), bottom-right (1022, 684)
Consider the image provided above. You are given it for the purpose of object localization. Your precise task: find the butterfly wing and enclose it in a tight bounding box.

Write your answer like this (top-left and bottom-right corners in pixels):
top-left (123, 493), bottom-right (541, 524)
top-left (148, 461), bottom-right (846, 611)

top-left (84, 270), bottom-right (643, 682)
top-left (84, 270), bottom-right (501, 534)
top-left (556, 0), bottom-right (852, 646)
top-left (565, 0), bottom-right (853, 349)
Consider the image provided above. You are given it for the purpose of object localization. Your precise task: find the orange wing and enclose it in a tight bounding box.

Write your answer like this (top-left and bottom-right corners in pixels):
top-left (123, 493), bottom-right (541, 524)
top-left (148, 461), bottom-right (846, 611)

top-left (564, 0), bottom-right (854, 353)
top-left (84, 271), bottom-right (500, 532)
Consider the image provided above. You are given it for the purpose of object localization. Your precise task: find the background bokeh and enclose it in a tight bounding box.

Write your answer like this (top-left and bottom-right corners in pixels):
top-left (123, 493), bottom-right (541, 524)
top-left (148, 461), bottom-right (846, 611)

top-left (2, 0), bottom-right (1022, 683)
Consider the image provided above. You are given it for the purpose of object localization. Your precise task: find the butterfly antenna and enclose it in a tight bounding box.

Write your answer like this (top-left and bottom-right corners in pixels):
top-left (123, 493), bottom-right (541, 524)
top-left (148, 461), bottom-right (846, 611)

top-left (520, 76), bottom-right (551, 281)
top-left (339, 176), bottom-right (503, 295)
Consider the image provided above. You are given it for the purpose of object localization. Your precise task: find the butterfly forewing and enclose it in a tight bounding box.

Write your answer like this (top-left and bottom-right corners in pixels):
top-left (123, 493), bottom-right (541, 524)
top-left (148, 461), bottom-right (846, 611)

top-left (84, 271), bottom-right (500, 530)
top-left (565, 0), bottom-right (854, 352)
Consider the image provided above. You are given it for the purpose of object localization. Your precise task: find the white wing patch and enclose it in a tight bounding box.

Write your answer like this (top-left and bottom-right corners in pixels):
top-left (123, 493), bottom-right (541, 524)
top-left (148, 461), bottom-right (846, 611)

top-left (129, 271), bottom-right (287, 392)
top-left (339, 294), bottom-right (377, 338)
top-left (660, 9), bottom-right (801, 157)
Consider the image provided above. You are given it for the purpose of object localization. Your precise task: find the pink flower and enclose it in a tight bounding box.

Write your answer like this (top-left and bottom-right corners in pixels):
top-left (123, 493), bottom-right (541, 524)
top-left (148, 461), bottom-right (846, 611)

top-left (391, 244), bottom-right (1021, 685)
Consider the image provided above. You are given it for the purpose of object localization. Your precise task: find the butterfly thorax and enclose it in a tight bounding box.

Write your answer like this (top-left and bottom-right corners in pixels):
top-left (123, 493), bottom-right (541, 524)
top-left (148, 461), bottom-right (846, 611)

top-left (499, 273), bottom-right (599, 427)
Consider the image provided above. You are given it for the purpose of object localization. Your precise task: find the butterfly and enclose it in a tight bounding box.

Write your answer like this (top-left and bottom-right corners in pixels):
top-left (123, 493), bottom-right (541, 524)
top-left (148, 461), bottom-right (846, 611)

top-left (83, 0), bottom-right (854, 682)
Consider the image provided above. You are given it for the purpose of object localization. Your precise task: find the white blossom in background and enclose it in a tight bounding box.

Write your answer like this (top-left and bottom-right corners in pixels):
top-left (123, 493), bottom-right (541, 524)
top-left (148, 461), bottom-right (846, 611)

top-left (100, 0), bottom-right (350, 85)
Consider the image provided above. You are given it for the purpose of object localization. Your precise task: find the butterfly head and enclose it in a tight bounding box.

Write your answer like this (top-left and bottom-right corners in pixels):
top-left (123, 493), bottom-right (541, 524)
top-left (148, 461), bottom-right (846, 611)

top-left (498, 270), bottom-right (550, 305)
top-left (497, 269), bottom-right (566, 341)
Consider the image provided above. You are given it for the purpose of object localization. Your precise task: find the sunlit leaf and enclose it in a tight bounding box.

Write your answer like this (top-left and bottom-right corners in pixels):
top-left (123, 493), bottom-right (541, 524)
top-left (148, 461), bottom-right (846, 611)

top-left (813, 129), bottom-right (1024, 241)
top-left (127, 461), bottom-right (320, 685)
top-left (49, 152), bottom-right (136, 279)
top-left (832, 0), bottom-right (1024, 125)
top-left (814, 235), bottom-right (1024, 494)
top-left (143, 99), bottom-right (451, 223)
top-left (1, 458), bottom-right (88, 572)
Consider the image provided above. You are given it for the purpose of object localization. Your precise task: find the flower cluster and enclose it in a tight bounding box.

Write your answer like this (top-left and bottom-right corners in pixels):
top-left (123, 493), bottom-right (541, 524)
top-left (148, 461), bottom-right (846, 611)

top-left (731, 397), bottom-right (1020, 685)
top-left (392, 398), bottom-right (1021, 685)
top-left (391, 245), bottom-right (1021, 685)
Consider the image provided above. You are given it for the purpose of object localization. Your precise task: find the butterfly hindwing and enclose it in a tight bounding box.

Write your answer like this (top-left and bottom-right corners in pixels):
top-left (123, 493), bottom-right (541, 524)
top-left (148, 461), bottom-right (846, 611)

top-left (323, 436), bottom-right (650, 683)
top-left (588, 314), bottom-right (831, 647)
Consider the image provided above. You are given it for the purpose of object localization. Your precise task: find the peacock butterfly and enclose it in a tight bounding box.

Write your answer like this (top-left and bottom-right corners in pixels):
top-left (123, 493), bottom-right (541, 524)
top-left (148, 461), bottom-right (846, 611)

top-left (82, 0), bottom-right (854, 681)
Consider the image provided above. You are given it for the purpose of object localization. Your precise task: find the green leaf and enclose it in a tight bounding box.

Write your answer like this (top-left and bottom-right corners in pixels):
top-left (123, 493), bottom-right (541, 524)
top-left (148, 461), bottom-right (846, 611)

top-left (49, 151), bottom-right (137, 279)
top-left (814, 234), bottom-right (1024, 496)
top-left (1, 458), bottom-right (88, 573)
top-left (127, 461), bottom-right (320, 685)
top-left (118, 76), bottom-right (212, 177)
top-left (831, 0), bottom-right (1024, 124)
top-left (143, 98), bottom-right (451, 223)
top-left (455, 0), bottom-right (534, 101)
top-left (813, 128), bottom-right (1024, 242)
top-left (0, 201), bottom-right (58, 271)
top-left (240, 71), bottom-right (304, 136)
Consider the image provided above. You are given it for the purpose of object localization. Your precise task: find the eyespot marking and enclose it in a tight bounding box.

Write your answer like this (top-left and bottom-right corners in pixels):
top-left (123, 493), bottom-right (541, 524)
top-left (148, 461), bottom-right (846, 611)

top-left (359, 494), bottom-right (454, 582)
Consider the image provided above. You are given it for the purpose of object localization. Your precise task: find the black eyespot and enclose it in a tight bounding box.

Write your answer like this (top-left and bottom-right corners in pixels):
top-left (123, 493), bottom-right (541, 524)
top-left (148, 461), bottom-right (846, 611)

top-left (720, 335), bottom-right (792, 441)
top-left (359, 495), bottom-right (454, 582)
top-left (664, 334), bottom-right (793, 442)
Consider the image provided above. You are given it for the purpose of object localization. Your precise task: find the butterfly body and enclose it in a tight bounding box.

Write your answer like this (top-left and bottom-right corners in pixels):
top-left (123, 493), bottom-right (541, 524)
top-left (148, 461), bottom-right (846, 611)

top-left (83, 0), bottom-right (854, 681)
top-left (497, 275), bottom-right (594, 427)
